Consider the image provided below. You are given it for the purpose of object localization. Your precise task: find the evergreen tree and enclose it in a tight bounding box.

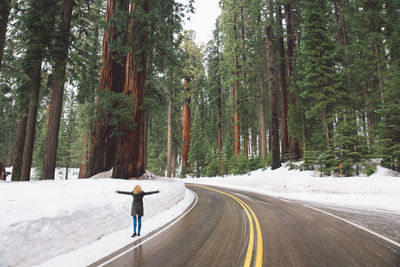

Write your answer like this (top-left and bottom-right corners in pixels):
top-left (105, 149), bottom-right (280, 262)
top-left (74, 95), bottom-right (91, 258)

top-left (0, 0), bottom-right (11, 70)
top-left (266, 22), bottom-right (281, 170)
top-left (180, 30), bottom-right (203, 174)
top-left (296, 0), bottom-right (341, 172)
top-left (86, 0), bottom-right (129, 178)
top-left (42, 0), bottom-right (74, 180)
top-left (12, 0), bottom-right (58, 181)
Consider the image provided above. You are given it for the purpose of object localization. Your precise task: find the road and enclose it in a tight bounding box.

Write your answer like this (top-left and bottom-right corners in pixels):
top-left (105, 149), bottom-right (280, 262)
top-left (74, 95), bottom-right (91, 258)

top-left (91, 184), bottom-right (400, 267)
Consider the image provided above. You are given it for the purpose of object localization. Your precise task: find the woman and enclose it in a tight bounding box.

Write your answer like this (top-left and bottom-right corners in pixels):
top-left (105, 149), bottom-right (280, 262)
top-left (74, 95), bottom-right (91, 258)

top-left (116, 185), bottom-right (160, 237)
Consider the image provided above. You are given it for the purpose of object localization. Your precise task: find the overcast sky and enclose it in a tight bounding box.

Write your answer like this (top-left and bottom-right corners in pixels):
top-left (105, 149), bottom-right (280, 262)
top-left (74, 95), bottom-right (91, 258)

top-left (180, 0), bottom-right (221, 45)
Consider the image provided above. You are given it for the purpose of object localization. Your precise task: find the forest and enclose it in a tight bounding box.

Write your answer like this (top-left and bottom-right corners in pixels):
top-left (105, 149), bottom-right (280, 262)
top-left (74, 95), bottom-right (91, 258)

top-left (0, 0), bottom-right (399, 181)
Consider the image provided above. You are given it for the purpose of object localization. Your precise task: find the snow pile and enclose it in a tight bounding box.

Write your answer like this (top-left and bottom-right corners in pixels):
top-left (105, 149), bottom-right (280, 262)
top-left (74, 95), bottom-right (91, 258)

top-left (0, 177), bottom-right (186, 267)
top-left (186, 165), bottom-right (400, 211)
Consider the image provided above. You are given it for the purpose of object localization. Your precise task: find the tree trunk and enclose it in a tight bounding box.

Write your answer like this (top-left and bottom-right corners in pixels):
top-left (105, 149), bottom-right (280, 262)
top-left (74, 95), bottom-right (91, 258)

top-left (285, 3), bottom-right (302, 160)
top-left (64, 113), bottom-right (74, 180)
top-left (243, 134), bottom-right (248, 157)
top-left (181, 77), bottom-right (191, 172)
top-left (172, 145), bottom-right (177, 177)
top-left (167, 97), bottom-right (172, 177)
top-left (233, 15), bottom-right (240, 156)
top-left (112, 1), bottom-right (148, 179)
top-left (334, 0), bottom-right (358, 161)
top-left (20, 60), bottom-right (42, 181)
top-left (278, 5), bottom-right (289, 162)
top-left (144, 111), bottom-right (148, 171)
top-left (366, 1), bottom-right (386, 120)
top-left (217, 80), bottom-right (222, 156)
top-left (333, 0), bottom-right (349, 68)
top-left (374, 42), bottom-right (385, 116)
top-left (12, 112), bottom-right (28, 181)
top-left (364, 81), bottom-right (374, 145)
top-left (0, 0), bottom-right (11, 70)
top-left (323, 109), bottom-right (331, 148)
top-left (258, 72), bottom-right (267, 160)
top-left (251, 128), bottom-right (257, 157)
top-left (17, 0), bottom-right (56, 181)
top-left (87, 0), bottom-right (128, 177)
top-left (78, 132), bottom-right (89, 178)
top-left (240, 4), bottom-right (248, 158)
top-left (0, 161), bottom-right (6, 180)
top-left (42, 0), bottom-right (74, 180)
top-left (266, 25), bottom-right (281, 170)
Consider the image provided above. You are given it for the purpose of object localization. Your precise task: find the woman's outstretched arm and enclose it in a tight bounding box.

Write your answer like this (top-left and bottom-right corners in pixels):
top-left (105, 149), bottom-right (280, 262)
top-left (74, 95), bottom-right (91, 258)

top-left (115, 190), bottom-right (133, 195)
top-left (144, 190), bottom-right (160, 195)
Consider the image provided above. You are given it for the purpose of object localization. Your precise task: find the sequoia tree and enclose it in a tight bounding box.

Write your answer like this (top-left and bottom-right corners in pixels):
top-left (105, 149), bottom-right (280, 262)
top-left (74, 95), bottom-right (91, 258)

top-left (284, 2), bottom-right (301, 160)
top-left (278, 5), bottom-right (289, 161)
top-left (180, 31), bottom-right (202, 173)
top-left (86, 0), bottom-right (129, 177)
top-left (42, 0), bottom-right (74, 180)
top-left (266, 24), bottom-right (281, 170)
top-left (112, 1), bottom-right (149, 178)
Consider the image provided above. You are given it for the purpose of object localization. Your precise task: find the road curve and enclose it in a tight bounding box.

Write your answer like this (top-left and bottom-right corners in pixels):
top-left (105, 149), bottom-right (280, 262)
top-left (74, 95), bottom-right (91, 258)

top-left (91, 184), bottom-right (400, 267)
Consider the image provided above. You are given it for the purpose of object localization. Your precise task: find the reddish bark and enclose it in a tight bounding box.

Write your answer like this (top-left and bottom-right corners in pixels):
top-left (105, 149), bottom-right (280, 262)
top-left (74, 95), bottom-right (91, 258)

top-left (78, 133), bottom-right (89, 178)
top-left (243, 135), bottom-right (248, 157)
top-left (87, 0), bottom-right (128, 177)
top-left (167, 97), bottom-right (172, 177)
top-left (266, 25), bottom-right (281, 170)
top-left (217, 92), bottom-right (222, 155)
top-left (278, 6), bottom-right (289, 161)
top-left (217, 73), bottom-right (222, 156)
top-left (172, 146), bottom-right (177, 177)
top-left (240, 4), bottom-right (248, 158)
top-left (0, 161), bottom-right (5, 180)
top-left (20, 61), bottom-right (42, 181)
top-left (181, 77), bottom-right (191, 171)
top-left (258, 72), bottom-right (267, 160)
top-left (234, 83), bottom-right (240, 156)
top-left (233, 15), bottom-right (240, 156)
top-left (42, 0), bottom-right (74, 180)
top-left (285, 3), bottom-right (302, 160)
top-left (11, 112), bottom-right (27, 181)
top-left (112, 1), bottom-right (148, 179)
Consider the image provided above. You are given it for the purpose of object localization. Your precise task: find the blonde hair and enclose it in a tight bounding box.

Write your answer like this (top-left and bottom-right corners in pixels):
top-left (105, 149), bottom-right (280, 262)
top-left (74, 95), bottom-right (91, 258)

top-left (133, 185), bottom-right (142, 194)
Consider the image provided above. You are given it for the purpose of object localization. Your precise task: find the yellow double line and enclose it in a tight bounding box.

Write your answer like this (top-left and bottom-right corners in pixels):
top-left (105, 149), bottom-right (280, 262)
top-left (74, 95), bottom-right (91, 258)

top-left (193, 185), bottom-right (263, 267)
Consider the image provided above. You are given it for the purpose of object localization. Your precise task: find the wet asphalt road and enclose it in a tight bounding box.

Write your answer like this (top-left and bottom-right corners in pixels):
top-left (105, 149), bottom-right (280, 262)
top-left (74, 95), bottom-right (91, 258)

top-left (91, 184), bottom-right (400, 267)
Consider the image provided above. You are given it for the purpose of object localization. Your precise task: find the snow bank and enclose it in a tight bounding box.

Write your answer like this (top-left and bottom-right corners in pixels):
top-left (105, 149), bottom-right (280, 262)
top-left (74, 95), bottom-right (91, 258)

top-left (186, 165), bottom-right (400, 211)
top-left (0, 176), bottom-right (186, 267)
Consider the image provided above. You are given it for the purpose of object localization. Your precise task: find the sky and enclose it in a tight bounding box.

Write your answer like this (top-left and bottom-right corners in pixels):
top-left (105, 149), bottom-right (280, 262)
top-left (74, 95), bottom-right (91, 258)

top-left (180, 0), bottom-right (221, 45)
top-left (2, 165), bottom-right (400, 266)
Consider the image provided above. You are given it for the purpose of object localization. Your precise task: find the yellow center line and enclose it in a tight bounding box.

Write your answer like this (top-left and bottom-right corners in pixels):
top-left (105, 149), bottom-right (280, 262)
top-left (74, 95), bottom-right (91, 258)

top-left (234, 196), bottom-right (263, 267)
top-left (192, 185), bottom-right (263, 267)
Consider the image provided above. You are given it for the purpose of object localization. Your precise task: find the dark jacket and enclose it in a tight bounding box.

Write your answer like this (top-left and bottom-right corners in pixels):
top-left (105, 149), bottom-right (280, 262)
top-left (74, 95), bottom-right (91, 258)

top-left (117, 190), bottom-right (159, 216)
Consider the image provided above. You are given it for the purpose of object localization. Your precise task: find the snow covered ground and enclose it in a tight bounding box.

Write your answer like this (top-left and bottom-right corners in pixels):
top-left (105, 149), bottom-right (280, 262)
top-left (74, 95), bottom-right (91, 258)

top-left (0, 171), bottom-right (191, 267)
top-left (186, 165), bottom-right (400, 212)
top-left (1, 165), bottom-right (399, 266)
